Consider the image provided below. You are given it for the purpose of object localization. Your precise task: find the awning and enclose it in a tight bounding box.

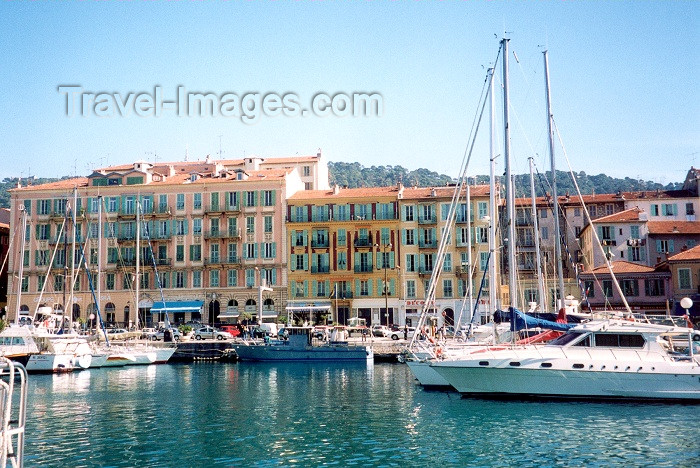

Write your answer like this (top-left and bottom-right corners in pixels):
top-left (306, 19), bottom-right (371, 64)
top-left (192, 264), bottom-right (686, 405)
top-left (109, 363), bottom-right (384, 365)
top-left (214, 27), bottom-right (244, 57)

top-left (150, 300), bottom-right (204, 314)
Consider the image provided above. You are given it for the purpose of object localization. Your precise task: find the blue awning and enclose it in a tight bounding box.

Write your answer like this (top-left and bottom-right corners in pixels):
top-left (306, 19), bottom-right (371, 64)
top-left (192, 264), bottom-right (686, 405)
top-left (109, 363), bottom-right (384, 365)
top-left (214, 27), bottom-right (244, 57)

top-left (150, 300), bottom-right (203, 314)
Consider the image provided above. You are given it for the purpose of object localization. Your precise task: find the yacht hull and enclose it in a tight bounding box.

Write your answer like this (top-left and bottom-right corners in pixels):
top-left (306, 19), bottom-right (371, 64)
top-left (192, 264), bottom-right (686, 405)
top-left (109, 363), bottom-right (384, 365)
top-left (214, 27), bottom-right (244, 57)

top-left (232, 344), bottom-right (373, 362)
top-left (406, 360), bottom-right (451, 388)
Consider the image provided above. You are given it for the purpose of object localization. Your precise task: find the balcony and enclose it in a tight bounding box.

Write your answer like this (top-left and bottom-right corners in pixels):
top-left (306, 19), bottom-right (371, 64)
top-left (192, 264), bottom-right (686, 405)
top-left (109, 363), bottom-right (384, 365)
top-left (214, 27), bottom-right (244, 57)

top-left (311, 266), bottom-right (330, 274)
top-left (117, 232), bottom-right (136, 241)
top-left (515, 216), bottom-right (533, 226)
top-left (455, 266), bottom-right (469, 276)
top-left (48, 235), bottom-right (67, 245)
top-left (418, 214), bottom-right (437, 225)
top-left (354, 265), bottom-right (373, 274)
top-left (353, 238), bottom-right (372, 248)
top-left (336, 291), bottom-right (353, 299)
top-left (418, 240), bottom-right (438, 249)
top-left (311, 239), bottom-right (329, 248)
top-left (118, 208), bottom-right (137, 218)
top-left (154, 205), bottom-right (171, 216)
top-left (150, 232), bottom-right (172, 241)
top-left (204, 256), bottom-right (241, 266)
top-left (418, 267), bottom-right (434, 276)
top-left (627, 238), bottom-right (646, 246)
top-left (456, 215), bottom-right (473, 224)
top-left (601, 239), bottom-right (617, 246)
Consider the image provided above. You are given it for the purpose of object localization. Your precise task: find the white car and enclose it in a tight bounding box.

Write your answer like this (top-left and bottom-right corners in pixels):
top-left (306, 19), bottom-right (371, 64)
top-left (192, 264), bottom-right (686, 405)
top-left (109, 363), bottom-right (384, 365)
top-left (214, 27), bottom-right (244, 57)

top-left (193, 326), bottom-right (232, 341)
top-left (371, 325), bottom-right (391, 337)
top-left (389, 327), bottom-right (416, 341)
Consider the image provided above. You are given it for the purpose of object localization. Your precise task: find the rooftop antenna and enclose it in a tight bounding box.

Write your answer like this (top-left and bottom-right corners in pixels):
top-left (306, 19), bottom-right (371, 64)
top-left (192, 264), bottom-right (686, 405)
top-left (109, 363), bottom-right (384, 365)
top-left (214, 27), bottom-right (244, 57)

top-left (146, 151), bottom-right (158, 164)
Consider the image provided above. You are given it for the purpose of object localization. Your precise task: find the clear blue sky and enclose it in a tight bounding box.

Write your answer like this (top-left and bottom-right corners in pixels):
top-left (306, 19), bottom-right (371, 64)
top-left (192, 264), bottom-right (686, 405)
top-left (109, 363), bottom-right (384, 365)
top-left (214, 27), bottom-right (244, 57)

top-left (1, 1), bottom-right (697, 186)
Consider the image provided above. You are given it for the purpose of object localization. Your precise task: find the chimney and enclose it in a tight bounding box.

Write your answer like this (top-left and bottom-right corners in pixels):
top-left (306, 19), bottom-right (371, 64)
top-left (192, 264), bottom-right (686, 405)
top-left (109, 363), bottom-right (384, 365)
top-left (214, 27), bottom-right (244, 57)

top-left (317, 148), bottom-right (322, 158)
top-left (333, 184), bottom-right (340, 195)
top-left (430, 188), bottom-right (437, 197)
top-left (397, 182), bottom-right (404, 199)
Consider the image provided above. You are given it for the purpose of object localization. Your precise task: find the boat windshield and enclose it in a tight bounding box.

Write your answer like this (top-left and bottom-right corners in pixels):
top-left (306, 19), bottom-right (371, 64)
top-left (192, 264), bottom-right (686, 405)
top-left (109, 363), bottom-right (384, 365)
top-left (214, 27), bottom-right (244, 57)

top-left (547, 332), bottom-right (585, 347)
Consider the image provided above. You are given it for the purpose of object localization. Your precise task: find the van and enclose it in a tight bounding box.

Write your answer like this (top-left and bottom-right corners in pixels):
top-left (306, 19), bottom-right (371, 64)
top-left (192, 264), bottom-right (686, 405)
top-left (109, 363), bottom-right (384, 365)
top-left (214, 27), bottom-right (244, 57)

top-left (257, 323), bottom-right (279, 337)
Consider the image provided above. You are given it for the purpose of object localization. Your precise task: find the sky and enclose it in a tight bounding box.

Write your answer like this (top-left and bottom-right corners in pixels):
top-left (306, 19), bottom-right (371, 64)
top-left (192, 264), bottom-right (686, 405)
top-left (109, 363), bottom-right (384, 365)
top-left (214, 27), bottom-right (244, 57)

top-left (0, 1), bottom-right (698, 186)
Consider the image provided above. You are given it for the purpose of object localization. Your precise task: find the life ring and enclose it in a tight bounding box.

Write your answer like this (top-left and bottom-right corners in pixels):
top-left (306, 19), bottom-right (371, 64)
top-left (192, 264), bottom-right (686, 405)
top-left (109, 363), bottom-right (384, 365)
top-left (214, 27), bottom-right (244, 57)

top-left (435, 347), bottom-right (443, 358)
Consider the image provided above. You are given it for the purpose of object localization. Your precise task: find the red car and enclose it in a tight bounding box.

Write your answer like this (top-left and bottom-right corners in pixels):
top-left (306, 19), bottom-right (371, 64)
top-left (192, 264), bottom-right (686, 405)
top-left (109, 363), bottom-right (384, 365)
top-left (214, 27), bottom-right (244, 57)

top-left (218, 325), bottom-right (241, 337)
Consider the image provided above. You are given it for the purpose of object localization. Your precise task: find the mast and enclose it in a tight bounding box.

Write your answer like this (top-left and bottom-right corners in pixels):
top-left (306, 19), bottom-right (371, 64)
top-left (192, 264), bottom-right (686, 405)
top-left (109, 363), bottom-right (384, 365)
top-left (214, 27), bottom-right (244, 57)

top-left (135, 198), bottom-right (140, 330)
top-left (502, 38), bottom-right (517, 309)
top-left (68, 187), bottom-right (77, 327)
top-left (544, 50), bottom-right (566, 311)
top-left (529, 157), bottom-right (546, 310)
top-left (488, 66), bottom-right (498, 315)
top-left (466, 184), bottom-right (474, 324)
top-left (15, 207), bottom-right (28, 323)
top-left (97, 196), bottom-right (103, 330)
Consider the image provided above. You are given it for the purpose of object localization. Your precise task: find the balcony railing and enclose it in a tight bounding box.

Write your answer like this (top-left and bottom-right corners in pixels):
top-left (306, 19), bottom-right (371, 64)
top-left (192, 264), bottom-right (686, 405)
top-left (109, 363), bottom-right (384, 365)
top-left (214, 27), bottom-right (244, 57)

top-left (418, 214), bottom-right (437, 224)
top-left (418, 267), bottom-right (434, 275)
top-left (418, 240), bottom-right (438, 248)
top-left (117, 233), bottom-right (136, 241)
top-left (155, 204), bottom-right (171, 215)
top-left (354, 265), bottom-right (373, 273)
top-left (311, 266), bottom-right (330, 274)
top-left (353, 238), bottom-right (372, 247)
top-left (311, 239), bottom-right (329, 248)
top-left (336, 291), bottom-right (353, 299)
top-left (204, 256), bottom-right (241, 266)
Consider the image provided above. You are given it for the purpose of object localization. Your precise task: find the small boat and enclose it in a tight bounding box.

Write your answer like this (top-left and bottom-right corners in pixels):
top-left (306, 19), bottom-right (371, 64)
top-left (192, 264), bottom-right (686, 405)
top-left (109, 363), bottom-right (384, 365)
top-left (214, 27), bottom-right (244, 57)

top-left (231, 326), bottom-right (373, 362)
top-left (0, 327), bottom-right (77, 373)
top-left (431, 320), bottom-right (700, 401)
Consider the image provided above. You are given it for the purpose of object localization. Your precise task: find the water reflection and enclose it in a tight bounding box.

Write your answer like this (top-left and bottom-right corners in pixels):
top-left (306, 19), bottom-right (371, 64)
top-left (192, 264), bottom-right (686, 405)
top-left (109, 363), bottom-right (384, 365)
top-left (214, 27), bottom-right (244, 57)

top-left (23, 363), bottom-right (700, 467)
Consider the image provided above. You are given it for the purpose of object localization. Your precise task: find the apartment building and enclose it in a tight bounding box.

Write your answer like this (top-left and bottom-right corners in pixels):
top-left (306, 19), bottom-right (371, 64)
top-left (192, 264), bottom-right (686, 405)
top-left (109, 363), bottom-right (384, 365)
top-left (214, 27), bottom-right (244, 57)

top-left (666, 244), bottom-right (700, 319)
top-left (0, 208), bottom-right (9, 312)
top-left (285, 183), bottom-right (497, 328)
top-left (6, 157), bottom-right (307, 327)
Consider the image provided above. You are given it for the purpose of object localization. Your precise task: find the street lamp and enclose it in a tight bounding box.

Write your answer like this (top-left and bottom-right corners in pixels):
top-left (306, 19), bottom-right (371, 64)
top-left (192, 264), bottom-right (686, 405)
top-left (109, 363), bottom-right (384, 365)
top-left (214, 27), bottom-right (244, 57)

top-left (375, 243), bottom-right (392, 326)
top-left (681, 297), bottom-right (693, 328)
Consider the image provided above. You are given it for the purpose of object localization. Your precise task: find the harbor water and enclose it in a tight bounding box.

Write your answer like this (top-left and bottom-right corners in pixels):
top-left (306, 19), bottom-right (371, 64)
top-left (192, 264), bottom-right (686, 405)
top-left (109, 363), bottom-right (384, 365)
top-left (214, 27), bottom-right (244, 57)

top-left (25, 362), bottom-right (700, 467)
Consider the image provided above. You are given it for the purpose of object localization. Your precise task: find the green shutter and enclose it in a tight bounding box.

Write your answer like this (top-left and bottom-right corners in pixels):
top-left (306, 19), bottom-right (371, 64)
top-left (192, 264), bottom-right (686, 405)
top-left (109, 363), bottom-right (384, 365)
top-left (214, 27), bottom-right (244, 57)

top-left (669, 240), bottom-right (675, 253)
top-left (290, 254), bottom-right (296, 271)
top-left (254, 191), bottom-right (259, 206)
top-left (312, 280), bottom-right (317, 297)
top-left (390, 279), bottom-right (395, 296)
top-left (656, 240), bottom-right (663, 253)
top-left (355, 279), bottom-right (360, 296)
top-left (303, 254), bottom-right (308, 270)
top-left (302, 230), bottom-right (308, 246)
top-left (303, 280), bottom-right (308, 297)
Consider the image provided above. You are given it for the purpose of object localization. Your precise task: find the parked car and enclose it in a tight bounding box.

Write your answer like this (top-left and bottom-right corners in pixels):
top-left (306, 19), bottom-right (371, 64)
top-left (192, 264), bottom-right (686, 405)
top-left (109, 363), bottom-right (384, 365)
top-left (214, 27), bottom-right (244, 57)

top-left (144, 327), bottom-right (182, 341)
top-left (107, 328), bottom-right (129, 335)
top-left (312, 326), bottom-right (330, 340)
top-left (140, 327), bottom-right (157, 339)
top-left (193, 326), bottom-right (232, 340)
top-left (218, 325), bottom-right (241, 337)
top-left (371, 325), bottom-right (391, 337)
top-left (389, 327), bottom-right (416, 341)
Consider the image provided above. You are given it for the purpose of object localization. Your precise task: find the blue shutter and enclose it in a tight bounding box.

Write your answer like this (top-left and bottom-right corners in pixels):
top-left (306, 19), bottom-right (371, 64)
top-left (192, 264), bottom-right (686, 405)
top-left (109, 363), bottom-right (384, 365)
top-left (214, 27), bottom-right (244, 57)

top-left (390, 252), bottom-right (395, 269)
top-left (640, 247), bottom-right (646, 261)
top-left (271, 242), bottom-right (277, 258)
top-left (271, 269), bottom-right (277, 285)
top-left (656, 240), bottom-right (663, 253)
top-left (303, 254), bottom-right (308, 270)
top-left (401, 229), bottom-right (407, 245)
top-left (302, 230), bottom-right (308, 246)
top-left (303, 280), bottom-right (308, 297)
top-left (184, 220), bottom-right (189, 235)
top-left (311, 253), bottom-right (318, 270)
top-left (627, 247), bottom-right (632, 260)
top-left (312, 281), bottom-right (317, 297)
top-left (669, 240), bottom-right (675, 253)
top-left (254, 243), bottom-right (259, 258)
top-left (355, 279), bottom-right (360, 296)
top-left (390, 279), bottom-right (395, 296)
top-left (368, 280), bottom-right (373, 296)
top-left (290, 254), bottom-right (296, 271)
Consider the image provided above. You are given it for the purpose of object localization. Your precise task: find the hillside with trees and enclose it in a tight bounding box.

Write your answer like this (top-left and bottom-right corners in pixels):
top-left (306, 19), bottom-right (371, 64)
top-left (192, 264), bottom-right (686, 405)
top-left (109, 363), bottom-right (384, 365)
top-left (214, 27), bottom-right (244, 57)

top-left (0, 165), bottom-right (683, 210)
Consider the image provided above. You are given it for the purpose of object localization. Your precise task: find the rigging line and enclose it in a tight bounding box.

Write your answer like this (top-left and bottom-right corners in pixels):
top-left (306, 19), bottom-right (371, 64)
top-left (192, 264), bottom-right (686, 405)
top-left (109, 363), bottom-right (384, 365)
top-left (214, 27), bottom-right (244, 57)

top-left (33, 218), bottom-right (66, 316)
top-left (0, 210), bottom-right (23, 281)
top-left (552, 118), bottom-right (633, 317)
top-left (75, 228), bottom-right (110, 345)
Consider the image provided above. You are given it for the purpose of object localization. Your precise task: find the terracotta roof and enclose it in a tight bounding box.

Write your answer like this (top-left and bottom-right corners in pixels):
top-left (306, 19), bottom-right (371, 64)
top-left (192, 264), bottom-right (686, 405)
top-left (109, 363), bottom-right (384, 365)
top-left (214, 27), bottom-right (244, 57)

top-left (10, 177), bottom-right (89, 192)
top-left (647, 221), bottom-right (700, 235)
top-left (402, 184), bottom-right (490, 200)
top-left (668, 244), bottom-right (700, 262)
top-left (594, 207), bottom-right (643, 223)
top-left (514, 188), bottom-right (696, 208)
top-left (289, 186), bottom-right (400, 200)
top-left (95, 154), bottom-right (319, 173)
top-left (582, 260), bottom-right (657, 275)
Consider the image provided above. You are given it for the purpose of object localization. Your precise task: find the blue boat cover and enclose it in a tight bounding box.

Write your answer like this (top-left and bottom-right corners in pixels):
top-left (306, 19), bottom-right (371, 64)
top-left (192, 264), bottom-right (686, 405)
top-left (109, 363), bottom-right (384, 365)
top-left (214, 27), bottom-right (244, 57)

top-left (150, 300), bottom-right (204, 313)
top-left (505, 307), bottom-right (576, 332)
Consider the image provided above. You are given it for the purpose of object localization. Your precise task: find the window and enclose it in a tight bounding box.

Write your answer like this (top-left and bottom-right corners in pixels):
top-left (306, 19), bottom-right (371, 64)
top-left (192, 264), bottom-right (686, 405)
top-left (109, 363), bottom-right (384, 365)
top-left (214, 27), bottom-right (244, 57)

top-left (246, 269), bottom-right (255, 287)
top-left (630, 247), bottom-right (641, 261)
top-left (541, 227), bottom-right (549, 240)
top-left (337, 251), bottom-right (347, 270)
top-left (246, 243), bottom-right (257, 259)
top-left (404, 229), bottom-right (415, 245)
top-left (140, 272), bottom-right (149, 289)
top-left (193, 218), bottom-right (202, 235)
top-left (406, 280), bottom-right (416, 298)
top-left (405, 254), bottom-right (417, 272)
top-left (37, 224), bottom-right (50, 240)
top-left (621, 279), bottom-right (638, 297)
top-left (263, 190), bottom-right (275, 206)
top-left (20, 276), bottom-right (28, 293)
top-left (54, 275), bottom-right (64, 292)
top-left (335, 204), bottom-right (349, 221)
top-left (478, 202), bottom-right (488, 220)
top-left (38, 199), bottom-right (51, 215)
top-left (193, 193), bottom-right (202, 210)
top-left (650, 204), bottom-right (659, 216)
top-left (644, 279), bottom-right (665, 297)
top-left (263, 242), bottom-right (276, 259)
top-left (678, 268), bottom-right (691, 289)
top-left (296, 254), bottom-right (305, 271)
top-left (37, 275), bottom-right (45, 292)
top-left (176, 219), bottom-right (186, 236)
top-left (106, 273), bottom-right (115, 291)
top-left (404, 205), bottom-right (414, 222)
top-left (304, 182), bottom-right (312, 190)
top-left (209, 270), bottom-right (220, 288)
top-left (227, 244), bottom-right (237, 262)
top-left (662, 204), bottom-right (677, 216)
top-left (686, 203), bottom-right (695, 216)
top-left (246, 191), bottom-right (256, 207)
top-left (246, 217), bottom-right (255, 233)
top-left (360, 280), bottom-right (369, 296)
top-left (443, 279), bottom-right (453, 298)
top-left (602, 280), bottom-right (613, 298)
top-left (176, 245), bottom-right (184, 262)
top-left (443, 253), bottom-right (452, 272)
top-left (192, 271), bottom-right (201, 288)
top-left (264, 216), bottom-right (273, 233)
top-left (601, 226), bottom-right (613, 240)
top-left (337, 229), bottom-right (346, 245)
top-left (303, 166), bottom-right (310, 177)
top-left (480, 252), bottom-right (489, 271)
top-left (574, 207), bottom-right (581, 217)
top-left (317, 281), bottom-right (326, 297)
top-left (210, 243), bottom-right (220, 262)
top-left (540, 208), bottom-right (547, 219)
top-left (175, 271), bottom-right (185, 288)
top-left (227, 270), bottom-right (237, 287)
top-left (630, 225), bottom-right (640, 239)
top-left (657, 239), bottom-right (671, 253)
top-left (176, 194), bottom-right (185, 210)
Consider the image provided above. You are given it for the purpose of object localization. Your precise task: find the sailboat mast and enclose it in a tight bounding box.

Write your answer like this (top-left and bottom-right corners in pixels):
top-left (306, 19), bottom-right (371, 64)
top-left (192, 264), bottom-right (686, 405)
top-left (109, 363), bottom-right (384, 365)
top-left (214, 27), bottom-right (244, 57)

top-left (488, 66), bottom-right (498, 314)
top-left (544, 50), bottom-right (566, 311)
top-left (502, 38), bottom-right (518, 309)
top-left (97, 196), bottom-right (103, 326)
top-left (466, 184), bottom-right (474, 324)
top-left (135, 198), bottom-right (140, 329)
top-left (15, 207), bottom-right (27, 322)
top-left (68, 187), bottom-right (77, 326)
top-left (529, 157), bottom-right (546, 310)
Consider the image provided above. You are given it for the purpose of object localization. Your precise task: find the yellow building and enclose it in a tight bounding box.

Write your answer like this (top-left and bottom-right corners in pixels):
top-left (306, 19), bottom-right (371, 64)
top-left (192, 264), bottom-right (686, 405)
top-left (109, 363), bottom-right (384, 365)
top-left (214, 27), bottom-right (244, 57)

top-left (286, 183), bottom-right (498, 327)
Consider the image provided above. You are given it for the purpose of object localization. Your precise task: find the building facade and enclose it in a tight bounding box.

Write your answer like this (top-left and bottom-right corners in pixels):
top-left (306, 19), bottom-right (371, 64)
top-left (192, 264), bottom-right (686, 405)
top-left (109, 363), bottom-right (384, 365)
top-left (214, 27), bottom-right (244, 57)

top-left (6, 156), bottom-right (311, 327)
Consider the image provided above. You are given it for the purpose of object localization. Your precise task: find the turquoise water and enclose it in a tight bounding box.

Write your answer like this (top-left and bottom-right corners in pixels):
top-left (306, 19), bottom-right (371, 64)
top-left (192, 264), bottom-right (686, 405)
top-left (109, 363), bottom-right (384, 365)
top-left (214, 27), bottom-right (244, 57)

top-left (24, 363), bottom-right (700, 467)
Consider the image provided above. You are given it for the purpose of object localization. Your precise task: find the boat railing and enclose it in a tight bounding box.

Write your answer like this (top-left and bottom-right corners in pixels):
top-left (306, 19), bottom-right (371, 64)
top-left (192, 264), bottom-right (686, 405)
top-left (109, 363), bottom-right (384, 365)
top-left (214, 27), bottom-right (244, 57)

top-left (0, 358), bottom-right (27, 468)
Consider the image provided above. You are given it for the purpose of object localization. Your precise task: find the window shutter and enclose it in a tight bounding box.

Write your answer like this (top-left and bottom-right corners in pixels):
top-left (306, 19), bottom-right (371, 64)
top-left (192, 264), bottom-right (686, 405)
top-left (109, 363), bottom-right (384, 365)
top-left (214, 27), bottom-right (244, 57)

top-left (311, 253), bottom-right (318, 270)
top-left (184, 220), bottom-right (189, 235)
top-left (290, 254), bottom-right (296, 271)
top-left (401, 229), bottom-right (407, 245)
top-left (656, 240), bottom-right (663, 253)
top-left (272, 243), bottom-right (276, 258)
top-left (355, 279), bottom-right (360, 296)
top-left (627, 247), bottom-right (632, 260)
top-left (254, 243), bottom-right (259, 258)
top-left (254, 191), bottom-right (259, 206)
top-left (669, 240), bottom-right (674, 253)
top-left (390, 252), bottom-right (395, 269)
top-left (271, 190), bottom-right (276, 206)
top-left (640, 247), bottom-right (646, 261)
top-left (368, 280), bottom-right (374, 296)
top-left (312, 281), bottom-right (317, 297)
top-left (303, 280), bottom-right (308, 297)
top-left (376, 253), bottom-right (382, 269)
top-left (303, 254), bottom-right (308, 270)
top-left (303, 230), bottom-right (308, 246)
